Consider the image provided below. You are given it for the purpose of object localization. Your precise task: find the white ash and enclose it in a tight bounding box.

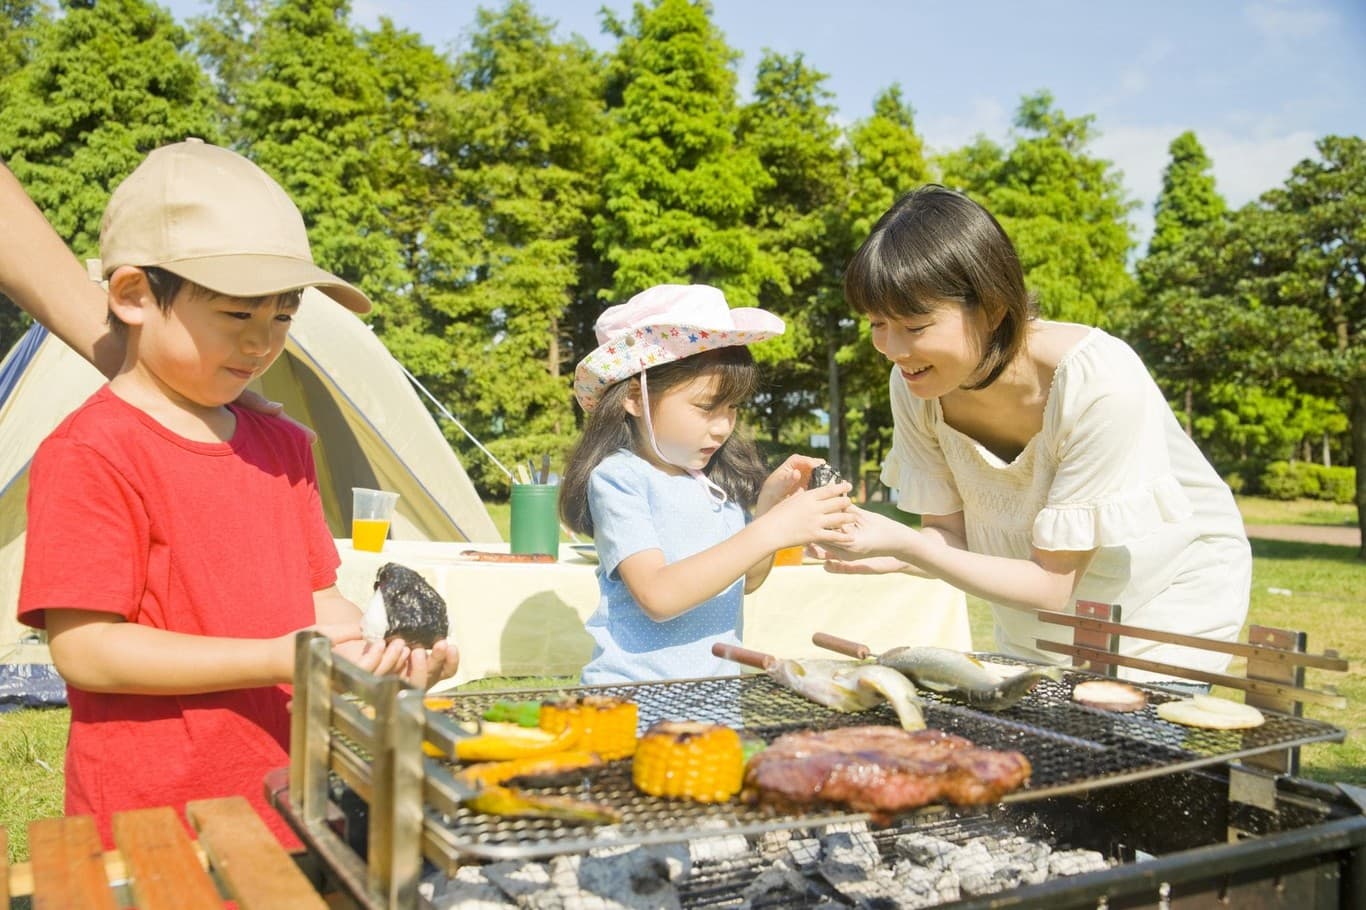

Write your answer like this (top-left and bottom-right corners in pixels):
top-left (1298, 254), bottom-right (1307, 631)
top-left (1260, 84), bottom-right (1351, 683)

top-left (688, 832), bottom-right (751, 864)
top-left (818, 829), bottom-right (881, 872)
top-left (893, 832), bottom-right (959, 870)
top-left (422, 863), bottom-right (515, 909)
top-left (784, 835), bottom-right (823, 867)
top-left (754, 827), bottom-right (794, 862)
top-left (1047, 848), bottom-right (1110, 877)
top-left (888, 861), bottom-right (962, 908)
top-left (736, 861), bottom-right (813, 907)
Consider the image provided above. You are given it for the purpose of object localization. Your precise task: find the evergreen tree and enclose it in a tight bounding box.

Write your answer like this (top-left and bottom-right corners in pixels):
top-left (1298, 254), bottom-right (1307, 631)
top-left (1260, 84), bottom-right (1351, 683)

top-left (420, 0), bottom-right (606, 490)
top-left (1148, 130), bottom-right (1225, 258)
top-left (943, 91), bottom-right (1134, 326)
top-left (595, 0), bottom-right (769, 304)
top-left (233, 0), bottom-right (408, 306)
top-left (0, 0), bottom-right (219, 260)
top-left (738, 51), bottom-right (849, 460)
top-left (840, 86), bottom-right (930, 484)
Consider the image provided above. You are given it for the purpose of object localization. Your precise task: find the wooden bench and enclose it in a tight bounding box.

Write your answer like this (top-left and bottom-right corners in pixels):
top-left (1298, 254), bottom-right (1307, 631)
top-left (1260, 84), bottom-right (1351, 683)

top-left (1, 796), bottom-right (328, 909)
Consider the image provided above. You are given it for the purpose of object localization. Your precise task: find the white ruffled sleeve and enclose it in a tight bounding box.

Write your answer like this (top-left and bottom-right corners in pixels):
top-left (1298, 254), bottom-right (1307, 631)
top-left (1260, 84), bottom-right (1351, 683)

top-left (1033, 338), bottom-right (1192, 551)
top-left (879, 366), bottom-right (963, 515)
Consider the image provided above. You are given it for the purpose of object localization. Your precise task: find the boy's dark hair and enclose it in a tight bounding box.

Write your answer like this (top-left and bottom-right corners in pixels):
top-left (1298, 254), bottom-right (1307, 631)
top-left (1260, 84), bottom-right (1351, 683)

top-left (106, 267), bottom-right (302, 334)
top-left (843, 184), bottom-right (1037, 389)
top-left (559, 346), bottom-right (768, 536)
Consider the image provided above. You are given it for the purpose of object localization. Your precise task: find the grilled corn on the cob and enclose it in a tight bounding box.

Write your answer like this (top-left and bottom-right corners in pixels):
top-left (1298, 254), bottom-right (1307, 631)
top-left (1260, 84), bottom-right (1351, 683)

top-left (632, 721), bottom-right (743, 803)
top-left (539, 695), bottom-right (638, 760)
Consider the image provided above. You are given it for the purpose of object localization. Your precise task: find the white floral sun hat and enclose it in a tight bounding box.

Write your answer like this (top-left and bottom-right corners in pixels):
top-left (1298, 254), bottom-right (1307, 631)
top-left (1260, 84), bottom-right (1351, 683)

top-left (574, 284), bottom-right (785, 412)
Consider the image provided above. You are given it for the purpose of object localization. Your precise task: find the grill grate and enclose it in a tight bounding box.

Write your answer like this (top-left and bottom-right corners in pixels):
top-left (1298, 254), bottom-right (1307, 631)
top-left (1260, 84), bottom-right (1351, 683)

top-left (415, 663), bottom-right (1343, 861)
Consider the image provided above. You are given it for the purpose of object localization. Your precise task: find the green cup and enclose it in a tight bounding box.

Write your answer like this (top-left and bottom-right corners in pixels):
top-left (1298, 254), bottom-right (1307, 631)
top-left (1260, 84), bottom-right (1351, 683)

top-left (510, 483), bottom-right (560, 556)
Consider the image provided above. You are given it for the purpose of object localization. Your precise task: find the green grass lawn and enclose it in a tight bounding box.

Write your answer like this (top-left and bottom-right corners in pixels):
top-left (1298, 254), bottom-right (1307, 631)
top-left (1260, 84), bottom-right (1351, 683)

top-left (3, 496), bottom-right (1362, 864)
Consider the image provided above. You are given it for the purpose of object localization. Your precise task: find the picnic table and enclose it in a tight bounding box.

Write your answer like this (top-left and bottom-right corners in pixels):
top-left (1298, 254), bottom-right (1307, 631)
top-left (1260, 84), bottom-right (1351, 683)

top-left (1, 796), bottom-right (327, 909)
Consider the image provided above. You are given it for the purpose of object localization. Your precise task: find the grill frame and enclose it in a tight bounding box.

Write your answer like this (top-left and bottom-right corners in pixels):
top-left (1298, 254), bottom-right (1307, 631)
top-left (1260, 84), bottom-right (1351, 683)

top-left (275, 631), bottom-right (1357, 910)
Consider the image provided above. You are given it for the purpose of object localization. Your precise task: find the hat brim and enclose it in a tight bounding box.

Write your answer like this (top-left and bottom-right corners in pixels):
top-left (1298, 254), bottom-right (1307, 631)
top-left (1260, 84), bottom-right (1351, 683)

top-left (574, 319), bottom-right (784, 412)
top-left (157, 254), bottom-right (372, 313)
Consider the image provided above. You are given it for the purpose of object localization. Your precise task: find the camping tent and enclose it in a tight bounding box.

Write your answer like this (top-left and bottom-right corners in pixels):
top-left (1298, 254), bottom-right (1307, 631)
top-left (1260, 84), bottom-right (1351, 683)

top-left (0, 289), bottom-right (500, 661)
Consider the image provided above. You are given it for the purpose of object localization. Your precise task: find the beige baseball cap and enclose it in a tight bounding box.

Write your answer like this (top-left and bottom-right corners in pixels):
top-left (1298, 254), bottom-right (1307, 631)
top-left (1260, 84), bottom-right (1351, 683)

top-left (95, 138), bottom-right (371, 313)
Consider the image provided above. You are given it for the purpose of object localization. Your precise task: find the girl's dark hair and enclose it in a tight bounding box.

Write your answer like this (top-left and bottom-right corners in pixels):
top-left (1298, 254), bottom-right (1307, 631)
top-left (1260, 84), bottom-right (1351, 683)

top-left (844, 185), bottom-right (1037, 389)
top-left (560, 346), bottom-right (768, 536)
top-left (107, 267), bottom-right (302, 333)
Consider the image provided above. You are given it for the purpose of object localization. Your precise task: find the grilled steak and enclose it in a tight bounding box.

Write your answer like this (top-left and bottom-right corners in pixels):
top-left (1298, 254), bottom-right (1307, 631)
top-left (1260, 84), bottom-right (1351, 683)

top-left (742, 726), bottom-right (1031, 823)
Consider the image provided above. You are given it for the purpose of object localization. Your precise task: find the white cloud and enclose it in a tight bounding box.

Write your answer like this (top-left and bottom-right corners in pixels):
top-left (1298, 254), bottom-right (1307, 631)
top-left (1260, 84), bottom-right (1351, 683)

top-left (1245, 1), bottom-right (1339, 42)
top-left (1092, 122), bottom-right (1319, 252)
top-left (919, 97), bottom-right (1013, 154)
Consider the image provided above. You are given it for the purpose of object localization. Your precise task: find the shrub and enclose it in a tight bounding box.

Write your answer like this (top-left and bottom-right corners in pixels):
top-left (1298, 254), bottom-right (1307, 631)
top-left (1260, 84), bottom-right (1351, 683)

top-left (1259, 461), bottom-right (1357, 504)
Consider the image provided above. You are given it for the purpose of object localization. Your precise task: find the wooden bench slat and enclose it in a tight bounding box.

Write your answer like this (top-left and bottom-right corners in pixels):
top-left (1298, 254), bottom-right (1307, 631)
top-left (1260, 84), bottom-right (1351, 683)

top-left (1, 825), bottom-right (9, 907)
top-left (187, 797), bottom-right (327, 910)
top-left (112, 807), bottom-right (223, 910)
top-left (28, 815), bottom-right (119, 910)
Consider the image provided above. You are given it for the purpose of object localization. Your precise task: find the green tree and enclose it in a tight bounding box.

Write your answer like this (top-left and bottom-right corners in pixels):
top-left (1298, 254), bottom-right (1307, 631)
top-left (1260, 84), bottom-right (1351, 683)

top-left (738, 51), bottom-right (849, 460)
top-left (1127, 130), bottom-right (1230, 434)
top-left (595, 0), bottom-right (770, 304)
top-left (943, 91), bottom-right (1135, 326)
top-left (186, 0), bottom-right (268, 130)
top-left (1245, 136), bottom-right (1365, 554)
top-left (417, 0), bottom-right (606, 491)
top-left (1148, 130), bottom-right (1225, 258)
top-left (233, 0), bottom-right (408, 307)
top-left (0, 0), bottom-right (219, 260)
top-left (840, 86), bottom-right (931, 484)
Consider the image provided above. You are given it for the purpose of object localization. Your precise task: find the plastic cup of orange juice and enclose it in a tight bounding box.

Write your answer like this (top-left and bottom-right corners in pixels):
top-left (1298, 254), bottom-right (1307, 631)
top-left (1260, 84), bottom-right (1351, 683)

top-left (352, 488), bottom-right (399, 552)
top-left (774, 545), bottom-right (805, 567)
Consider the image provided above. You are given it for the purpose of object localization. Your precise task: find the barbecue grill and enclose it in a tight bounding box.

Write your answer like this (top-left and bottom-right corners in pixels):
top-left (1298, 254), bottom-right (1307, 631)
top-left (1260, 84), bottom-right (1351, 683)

top-left (271, 631), bottom-right (1365, 908)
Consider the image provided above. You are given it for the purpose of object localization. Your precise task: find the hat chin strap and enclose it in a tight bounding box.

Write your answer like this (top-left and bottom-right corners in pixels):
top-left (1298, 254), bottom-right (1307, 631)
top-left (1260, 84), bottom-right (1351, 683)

top-left (638, 370), bottom-right (729, 507)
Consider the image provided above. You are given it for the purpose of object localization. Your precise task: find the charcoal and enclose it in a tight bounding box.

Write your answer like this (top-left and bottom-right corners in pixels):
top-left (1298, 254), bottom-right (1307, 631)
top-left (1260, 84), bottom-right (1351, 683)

top-left (888, 862), bottom-right (962, 908)
top-left (423, 863), bottom-right (515, 909)
top-left (737, 861), bottom-right (819, 908)
top-left (1047, 849), bottom-right (1110, 877)
top-left (369, 562), bottom-right (449, 648)
top-left (819, 829), bottom-right (881, 872)
top-left (572, 845), bottom-right (687, 910)
top-left (988, 836), bottom-right (1051, 885)
top-left (892, 832), bottom-right (958, 870)
top-left (808, 463), bottom-right (844, 489)
top-left (755, 828), bottom-right (794, 861)
top-left (484, 860), bottom-right (554, 901)
top-left (688, 832), bottom-right (751, 865)
top-left (785, 836), bottom-right (822, 868)
top-left (948, 840), bottom-right (1010, 897)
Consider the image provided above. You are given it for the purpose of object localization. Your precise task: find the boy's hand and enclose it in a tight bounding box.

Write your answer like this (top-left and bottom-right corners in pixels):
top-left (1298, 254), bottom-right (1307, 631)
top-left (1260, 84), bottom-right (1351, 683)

top-left (330, 633), bottom-right (410, 678)
top-left (233, 388), bottom-right (317, 443)
top-left (755, 455), bottom-right (826, 517)
top-left (399, 639), bottom-right (459, 691)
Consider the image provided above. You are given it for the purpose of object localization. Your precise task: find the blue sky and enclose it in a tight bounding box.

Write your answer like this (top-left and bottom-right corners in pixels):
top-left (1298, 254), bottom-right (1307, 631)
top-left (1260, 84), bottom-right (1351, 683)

top-left (163, 0), bottom-right (1365, 251)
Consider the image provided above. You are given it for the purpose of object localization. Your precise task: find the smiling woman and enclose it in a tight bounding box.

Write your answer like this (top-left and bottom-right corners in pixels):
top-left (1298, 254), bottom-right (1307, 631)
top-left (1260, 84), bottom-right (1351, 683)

top-left (823, 185), bottom-right (1253, 688)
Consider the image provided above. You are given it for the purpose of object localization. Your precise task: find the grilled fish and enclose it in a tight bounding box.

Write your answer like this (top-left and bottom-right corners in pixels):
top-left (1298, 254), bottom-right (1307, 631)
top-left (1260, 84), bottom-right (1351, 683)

top-left (877, 647), bottom-right (1061, 711)
top-left (767, 659), bottom-right (926, 730)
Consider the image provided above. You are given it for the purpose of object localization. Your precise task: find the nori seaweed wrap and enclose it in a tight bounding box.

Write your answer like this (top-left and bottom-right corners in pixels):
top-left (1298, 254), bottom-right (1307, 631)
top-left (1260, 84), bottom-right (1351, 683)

top-left (361, 562), bottom-right (449, 648)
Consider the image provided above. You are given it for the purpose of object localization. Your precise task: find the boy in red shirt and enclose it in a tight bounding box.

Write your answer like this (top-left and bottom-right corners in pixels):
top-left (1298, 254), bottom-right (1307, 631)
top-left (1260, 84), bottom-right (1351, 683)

top-left (17, 139), bottom-right (457, 848)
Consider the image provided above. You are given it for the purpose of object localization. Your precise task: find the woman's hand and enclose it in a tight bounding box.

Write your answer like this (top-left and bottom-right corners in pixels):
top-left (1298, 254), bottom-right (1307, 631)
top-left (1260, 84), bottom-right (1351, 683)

top-left (813, 546), bottom-right (916, 576)
top-left (818, 505), bottom-right (920, 563)
top-left (754, 454), bottom-right (826, 517)
top-left (234, 388), bottom-right (317, 443)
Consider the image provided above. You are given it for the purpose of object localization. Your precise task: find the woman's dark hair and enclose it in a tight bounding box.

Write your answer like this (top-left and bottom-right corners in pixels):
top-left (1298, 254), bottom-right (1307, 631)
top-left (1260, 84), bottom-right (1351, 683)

top-left (559, 346), bottom-right (768, 536)
top-left (107, 267), bottom-right (302, 333)
top-left (844, 185), bottom-right (1037, 389)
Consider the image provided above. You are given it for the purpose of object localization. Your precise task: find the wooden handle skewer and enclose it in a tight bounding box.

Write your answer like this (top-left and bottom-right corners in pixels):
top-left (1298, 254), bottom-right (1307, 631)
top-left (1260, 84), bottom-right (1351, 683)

top-left (712, 642), bottom-right (776, 670)
top-left (811, 632), bottom-right (872, 659)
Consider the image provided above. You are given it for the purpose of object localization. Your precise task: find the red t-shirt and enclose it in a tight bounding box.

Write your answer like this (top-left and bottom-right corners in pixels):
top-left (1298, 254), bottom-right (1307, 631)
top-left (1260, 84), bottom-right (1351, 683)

top-left (18, 386), bottom-right (340, 849)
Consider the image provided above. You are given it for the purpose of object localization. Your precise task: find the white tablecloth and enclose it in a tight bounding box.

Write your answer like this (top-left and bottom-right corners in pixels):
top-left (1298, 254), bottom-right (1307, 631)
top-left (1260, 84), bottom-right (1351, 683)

top-left (334, 540), bottom-right (970, 687)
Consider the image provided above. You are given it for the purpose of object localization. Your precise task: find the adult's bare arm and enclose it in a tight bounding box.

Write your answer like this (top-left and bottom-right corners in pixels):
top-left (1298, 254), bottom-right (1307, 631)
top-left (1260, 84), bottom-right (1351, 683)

top-left (0, 161), bottom-right (122, 378)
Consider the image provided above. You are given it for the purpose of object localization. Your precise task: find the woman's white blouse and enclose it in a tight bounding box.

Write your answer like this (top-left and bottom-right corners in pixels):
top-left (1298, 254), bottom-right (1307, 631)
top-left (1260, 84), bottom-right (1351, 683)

top-left (881, 326), bottom-right (1251, 679)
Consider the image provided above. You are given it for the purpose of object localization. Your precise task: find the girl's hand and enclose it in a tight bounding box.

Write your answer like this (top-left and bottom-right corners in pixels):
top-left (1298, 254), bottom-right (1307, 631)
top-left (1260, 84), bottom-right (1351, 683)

top-left (234, 388), bottom-right (317, 443)
top-left (755, 455), bottom-right (827, 517)
top-left (759, 480), bottom-right (856, 550)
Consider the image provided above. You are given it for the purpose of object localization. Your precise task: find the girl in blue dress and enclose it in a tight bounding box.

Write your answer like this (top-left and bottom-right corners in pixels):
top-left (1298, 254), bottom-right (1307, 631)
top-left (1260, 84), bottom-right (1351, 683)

top-left (560, 284), bottom-right (853, 684)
